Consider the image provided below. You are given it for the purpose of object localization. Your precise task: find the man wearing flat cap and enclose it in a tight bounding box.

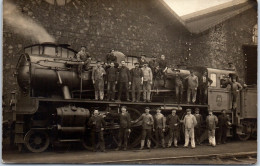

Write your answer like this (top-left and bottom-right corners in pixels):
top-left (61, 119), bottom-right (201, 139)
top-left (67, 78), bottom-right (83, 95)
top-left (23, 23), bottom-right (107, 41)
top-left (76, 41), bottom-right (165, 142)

top-left (134, 107), bottom-right (154, 150)
top-left (183, 109), bottom-right (197, 148)
top-left (206, 110), bottom-right (218, 147)
top-left (130, 62), bottom-right (143, 102)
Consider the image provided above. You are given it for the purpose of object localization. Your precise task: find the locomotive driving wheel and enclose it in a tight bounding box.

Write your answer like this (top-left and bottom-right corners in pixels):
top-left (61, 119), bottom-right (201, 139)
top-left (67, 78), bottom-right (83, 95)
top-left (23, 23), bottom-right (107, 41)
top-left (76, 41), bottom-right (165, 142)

top-left (237, 123), bottom-right (252, 141)
top-left (24, 129), bottom-right (50, 153)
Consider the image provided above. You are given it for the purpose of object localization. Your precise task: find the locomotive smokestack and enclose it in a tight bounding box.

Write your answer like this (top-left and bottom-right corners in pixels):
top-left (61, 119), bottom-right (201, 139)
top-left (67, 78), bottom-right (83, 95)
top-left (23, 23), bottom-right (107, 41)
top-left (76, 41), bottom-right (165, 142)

top-left (3, 0), bottom-right (55, 43)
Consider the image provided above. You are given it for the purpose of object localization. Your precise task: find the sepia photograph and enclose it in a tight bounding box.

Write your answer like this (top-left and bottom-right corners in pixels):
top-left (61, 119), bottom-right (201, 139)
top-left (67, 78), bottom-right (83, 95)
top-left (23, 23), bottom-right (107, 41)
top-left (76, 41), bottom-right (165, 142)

top-left (2, 0), bottom-right (257, 164)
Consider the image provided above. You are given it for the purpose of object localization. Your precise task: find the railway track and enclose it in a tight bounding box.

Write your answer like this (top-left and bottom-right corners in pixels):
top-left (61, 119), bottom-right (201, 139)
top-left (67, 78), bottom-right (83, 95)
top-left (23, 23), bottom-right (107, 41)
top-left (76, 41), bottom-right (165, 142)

top-left (87, 151), bottom-right (257, 164)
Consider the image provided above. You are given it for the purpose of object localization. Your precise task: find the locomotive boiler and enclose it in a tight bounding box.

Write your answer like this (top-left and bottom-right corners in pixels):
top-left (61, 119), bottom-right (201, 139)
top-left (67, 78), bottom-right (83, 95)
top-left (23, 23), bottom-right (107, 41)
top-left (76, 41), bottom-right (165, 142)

top-left (7, 42), bottom-right (257, 153)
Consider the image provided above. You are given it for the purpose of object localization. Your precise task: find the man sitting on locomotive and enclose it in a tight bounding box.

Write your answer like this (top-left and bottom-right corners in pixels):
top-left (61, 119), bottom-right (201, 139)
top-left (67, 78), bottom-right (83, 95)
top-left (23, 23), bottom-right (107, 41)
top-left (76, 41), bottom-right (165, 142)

top-left (199, 71), bottom-right (213, 104)
top-left (106, 49), bottom-right (119, 68)
top-left (92, 61), bottom-right (106, 100)
top-left (138, 54), bottom-right (148, 68)
top-left (88, 109), bottom-right (106, 152)
top-left (186, 70), bottom-right (199, 104)
top-left (76, 46), bottom-right (91, 72)
top-left (117, 60), bottom-right (131, 101)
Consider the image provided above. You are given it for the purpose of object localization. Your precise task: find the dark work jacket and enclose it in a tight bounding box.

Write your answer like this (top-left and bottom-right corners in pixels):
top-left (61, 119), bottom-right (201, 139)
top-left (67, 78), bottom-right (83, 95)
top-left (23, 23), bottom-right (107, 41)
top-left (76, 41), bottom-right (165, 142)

top-left (166, 114), bottom-right (180, 130)
top-left (106, 67), bottom-right (118, 82)
top-left (154, 69), bottom-right (163, 80)
top-left (158, 59), bottom-right (167, 69)
top-left (131, 68), bottom-right (143, 83)
top-left (199, 76), bottom-right (213, 89)
top-left (118, 66), bottom-right (131, 83)
top-left (194, 114), bottom-right (203, 128)
top-left (110, 112), bottom-right (131, 129)
top-left (88, 115), bottom-right (106, 132)
top-left (218, 114), bottom-right (229, 127)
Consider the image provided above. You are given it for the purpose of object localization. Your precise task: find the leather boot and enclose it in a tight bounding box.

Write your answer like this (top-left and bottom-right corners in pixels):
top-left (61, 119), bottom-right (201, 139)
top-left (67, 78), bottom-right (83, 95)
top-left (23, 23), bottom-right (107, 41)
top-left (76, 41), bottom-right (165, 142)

top-left (140, 140), bottom-right (145, 150)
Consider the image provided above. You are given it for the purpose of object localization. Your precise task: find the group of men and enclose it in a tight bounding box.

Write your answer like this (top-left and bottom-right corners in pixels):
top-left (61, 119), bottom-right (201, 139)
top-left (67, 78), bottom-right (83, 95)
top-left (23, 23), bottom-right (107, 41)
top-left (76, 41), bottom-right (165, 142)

top-left (88, 106), bottom-right (231, 152)
top-left (77, 47), bottom-right (242, 108)
top-left (91, 53), bottom-right (214, 104)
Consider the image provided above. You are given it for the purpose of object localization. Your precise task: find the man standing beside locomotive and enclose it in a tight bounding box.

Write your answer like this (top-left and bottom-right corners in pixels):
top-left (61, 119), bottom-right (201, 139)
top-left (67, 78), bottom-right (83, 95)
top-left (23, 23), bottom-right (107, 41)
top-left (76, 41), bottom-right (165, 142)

top-left (217, 109), bottom-right (231, 144)
top-left (166, 109), bottom-right (180, 148)
top-left (92, 61), bottom-right (106, 100)
top-left (186, 70), bottom-right (199, 104)
top-left (153, 108), bottom-right (166, 149)
top-left (117, 60), bottom-right (131, 102)
top-left (194, 108), bottom-right (203, 145)
top-left (206, 110), bottom-right (218, 147)
top-left (199, 71), bottom-right (213, 104)
top-left (130, 62), bottom-right (143, 102)
top-left (88, 109), bottom-right (106, 152)
top-left (108, 106), bottom-right (131, 151)
top-left (106, 62), bottom-right (118, 101)
top-left (142, 62), bottom-right (153, 102)
top-left (134, 107), bottom-right (154, 150)
top-left (183, 109), bottom-right (197, 149)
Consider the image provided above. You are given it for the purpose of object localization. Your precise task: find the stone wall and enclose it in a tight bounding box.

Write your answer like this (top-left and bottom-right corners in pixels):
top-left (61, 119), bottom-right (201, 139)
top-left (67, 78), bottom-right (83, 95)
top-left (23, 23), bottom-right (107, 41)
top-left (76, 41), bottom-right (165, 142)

top-left (2, 0), bottom-right (257, 98)
top-left (187, 9), bottom-right (257, 80)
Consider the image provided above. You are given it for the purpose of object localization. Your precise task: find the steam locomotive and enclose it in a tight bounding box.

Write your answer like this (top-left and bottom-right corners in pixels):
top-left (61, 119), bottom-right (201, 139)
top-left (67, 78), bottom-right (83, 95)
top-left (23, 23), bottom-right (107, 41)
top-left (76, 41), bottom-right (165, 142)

top-left (8, 43), bottom-right (256, 152)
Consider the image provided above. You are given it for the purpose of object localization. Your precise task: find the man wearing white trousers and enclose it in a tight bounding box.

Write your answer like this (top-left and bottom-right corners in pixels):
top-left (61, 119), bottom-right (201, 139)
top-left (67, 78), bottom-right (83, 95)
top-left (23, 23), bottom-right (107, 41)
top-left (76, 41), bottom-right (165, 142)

top-left (183, 109), bottom-right (197, 149)
top-left (206, 110), bottom-right (218, 147)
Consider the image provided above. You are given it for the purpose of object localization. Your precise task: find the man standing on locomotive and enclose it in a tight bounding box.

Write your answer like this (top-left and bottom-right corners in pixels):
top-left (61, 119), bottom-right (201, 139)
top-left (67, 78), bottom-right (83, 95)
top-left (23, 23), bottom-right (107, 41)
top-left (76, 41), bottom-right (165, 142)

top-left (174, 70), bottom-right (184, 104)
top-left (142, 62), bottom-right (153, 102)
top-left (134, 107), bottom-right (154, 150)
top-left (183, 109), bottom-right (197, 149)
top-left (199, 71), bottom-right (213, 104)
top-left (117, 60), bottom-right (131, 102)
top-left (130, 62), bottom-right (143, 102)
top-left (230, 76), bottom-right (243, 109)
top-left (106, 62), bottom-right (118, 101)
top-left (108, 106), bottom-right (131, 151)
top-left (166, 110), bottom-right (180, 148)
top-left (194, 108), bottom-right (203, 145)
top-left (92, 61), bottom-right (106, 100)
top-left (206, 110), bottom-right (218, 147)
top-left (88, 109), bottom-right (106, 152)
top-left (217, 109), bottom-right (231, 144)
top-left (186, 70), bottom-right (199, 104)
top-left (153, 108), bottom-right (166, 149)
top-left (157, 54), bottom-right (168, 87)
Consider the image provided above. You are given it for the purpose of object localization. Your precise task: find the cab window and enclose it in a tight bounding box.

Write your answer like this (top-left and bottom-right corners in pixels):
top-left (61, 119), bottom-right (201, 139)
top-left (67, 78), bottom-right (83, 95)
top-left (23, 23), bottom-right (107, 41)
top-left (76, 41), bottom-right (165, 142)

top-left (43, 46), bottom-right (56, 57)
top-left (210, 73), bottom-right (217, 87)
top-left (31, 46), bottom-right (40, 55)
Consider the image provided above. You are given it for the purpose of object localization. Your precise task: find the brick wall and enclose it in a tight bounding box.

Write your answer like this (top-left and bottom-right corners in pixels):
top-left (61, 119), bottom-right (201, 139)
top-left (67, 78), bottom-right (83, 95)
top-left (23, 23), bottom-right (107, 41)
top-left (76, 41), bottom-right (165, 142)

top-left (2, 0), bottom-right (257, 97)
